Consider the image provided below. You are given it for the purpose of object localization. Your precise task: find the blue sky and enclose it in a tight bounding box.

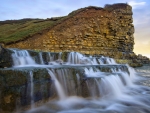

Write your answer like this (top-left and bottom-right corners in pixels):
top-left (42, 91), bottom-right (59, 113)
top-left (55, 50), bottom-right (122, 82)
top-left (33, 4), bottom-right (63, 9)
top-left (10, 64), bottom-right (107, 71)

top-left (0, 0), bottom-right (150, 57)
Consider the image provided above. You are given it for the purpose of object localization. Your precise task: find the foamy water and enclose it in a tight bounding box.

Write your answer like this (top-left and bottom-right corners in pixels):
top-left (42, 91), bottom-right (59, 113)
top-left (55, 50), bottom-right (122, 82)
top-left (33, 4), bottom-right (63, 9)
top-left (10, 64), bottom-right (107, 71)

top-left (10, 49), bottom-right (150, 113)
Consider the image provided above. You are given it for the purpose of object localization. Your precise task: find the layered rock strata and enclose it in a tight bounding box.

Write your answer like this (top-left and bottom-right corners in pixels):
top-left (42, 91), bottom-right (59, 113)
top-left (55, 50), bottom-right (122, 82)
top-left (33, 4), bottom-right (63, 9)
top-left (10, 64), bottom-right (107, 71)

top-left (5, 4), bottom-right (133, 58)
top-left (2, 3), bottom-right (150, 66)
top-left (137, 54), bottom-right (150, 64)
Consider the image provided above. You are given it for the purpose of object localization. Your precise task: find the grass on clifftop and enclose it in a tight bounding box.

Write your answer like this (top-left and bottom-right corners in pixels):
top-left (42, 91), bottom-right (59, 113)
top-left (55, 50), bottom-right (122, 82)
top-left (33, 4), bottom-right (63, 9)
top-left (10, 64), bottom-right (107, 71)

top-left (0, 18), bottom-right (63, 44)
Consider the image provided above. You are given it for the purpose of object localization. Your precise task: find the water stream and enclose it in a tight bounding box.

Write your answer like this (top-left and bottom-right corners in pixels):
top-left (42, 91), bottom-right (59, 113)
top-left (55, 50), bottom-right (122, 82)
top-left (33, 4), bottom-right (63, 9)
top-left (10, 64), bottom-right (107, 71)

top-left (29, 71), bottom-right (34, 109)
top-left (39, 52), bottom-right (44, 65)
top-left (47, 69), bottom-right (66, 100)
top-left (10, 49), bottom-right (150, 113)
top-left (11, 49), bottom-right (36, 66)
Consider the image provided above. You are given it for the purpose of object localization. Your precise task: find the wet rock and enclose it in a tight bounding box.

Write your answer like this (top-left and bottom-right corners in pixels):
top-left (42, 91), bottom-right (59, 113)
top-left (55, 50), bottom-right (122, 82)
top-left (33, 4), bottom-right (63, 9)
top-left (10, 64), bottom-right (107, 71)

top-left (0, 68), bottom-right (53, 112)
top-left (0, 45), bottom-right (13, 68)
top-left (137, 54), bottom-right (150, 64)
top-left (0, 64), bottom-right (130, 112)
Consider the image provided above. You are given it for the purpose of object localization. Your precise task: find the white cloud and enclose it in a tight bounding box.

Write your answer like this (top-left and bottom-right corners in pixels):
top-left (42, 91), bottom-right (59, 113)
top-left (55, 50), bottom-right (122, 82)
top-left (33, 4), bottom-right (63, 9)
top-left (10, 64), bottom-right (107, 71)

top-left (128, 1), bottom-right (146, 8)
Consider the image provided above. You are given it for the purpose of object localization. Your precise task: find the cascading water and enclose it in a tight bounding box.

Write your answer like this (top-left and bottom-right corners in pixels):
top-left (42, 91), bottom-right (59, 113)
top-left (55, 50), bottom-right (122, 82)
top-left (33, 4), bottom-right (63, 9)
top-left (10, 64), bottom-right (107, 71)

top-left (11, 49), bottom-right (36, 66)
top-left (11, 49), bottom-right (117, 66)
top-left (47, 69), bottom-right (66, 100)
top-left (29, 71), bottom-right (34, 109)
top-left (67, 52), bottom-right (85, 64)
top-left (8, 49), bottom-right (150, 113)
top-left (39, 52), bottom-right (44, 65)
top-left (26, 64), bottom-right (150, 113)
top-left (48, 52), bottom-right (55, 62)
top-left (66, 52), bottom-right (116, 65)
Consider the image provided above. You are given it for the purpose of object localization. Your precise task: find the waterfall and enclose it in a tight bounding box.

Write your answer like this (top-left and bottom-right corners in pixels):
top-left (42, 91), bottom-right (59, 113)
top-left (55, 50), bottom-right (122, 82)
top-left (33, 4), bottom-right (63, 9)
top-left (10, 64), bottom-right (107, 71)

top-left (110, 58), bottom-right (116, 64)
top-left (58, 52), bottom-right (62, 59)
top-left (30, 71), bottom-right (34, 109)
top-left (67, 52), bottom-right (84, 64)
top-left (11, 50), bottom-right (117, 66)
top-left (91, 57), bottom-right (98, 65)
top-left (98, 56), bottom-right (105, 64)
top-left (83, 66), bottom-right (133, 98)
top-left (47, 69), bottom-right (66, 100)
top-left (67, 52), bottom-right (117, 65)
top-left (8, 49), bottom-right (150, 113)
top-left (48, 52), bottom-right (54, 62)
top-left (11, 49), bottom-right (36, 66)
top-left (100, 75), bottom-right (124, 98)
top-left (39, 52), bottom-right (44, 65)
top-left (105, 57), bottom-right (116, 64)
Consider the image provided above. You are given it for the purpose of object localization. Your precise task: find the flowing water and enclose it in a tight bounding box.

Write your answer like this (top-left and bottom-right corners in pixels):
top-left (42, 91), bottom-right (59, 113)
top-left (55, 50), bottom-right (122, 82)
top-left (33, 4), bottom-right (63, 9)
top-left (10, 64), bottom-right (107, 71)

top-left (39, 52), bottom-right (44, 65)
top-left (29, 71), bottom-right (35, 109)
top-left (47, 69), bottom-right (66, 100)
top-left (10, 49), bottom-right (150, 113)
top-left (11, 49), bottom-right (36, 66)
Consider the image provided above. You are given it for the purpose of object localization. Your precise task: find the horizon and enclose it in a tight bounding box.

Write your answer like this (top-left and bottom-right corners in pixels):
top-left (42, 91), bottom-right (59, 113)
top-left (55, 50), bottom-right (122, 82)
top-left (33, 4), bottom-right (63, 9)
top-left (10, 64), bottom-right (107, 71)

top-left (0, 0), bottom-right (149, 58)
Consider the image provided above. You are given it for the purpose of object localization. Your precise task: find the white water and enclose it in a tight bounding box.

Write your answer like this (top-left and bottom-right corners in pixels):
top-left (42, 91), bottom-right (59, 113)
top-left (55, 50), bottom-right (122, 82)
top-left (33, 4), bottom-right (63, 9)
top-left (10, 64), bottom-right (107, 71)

top-left (11, 49), bottom-right (36, 66)
top-left (29, 71), bottom-right (34, 109)
top-left (47, 69), bottom-right (66, 100)
top-left (39, 52), bottom-right (44, 64)
top-left (25, 64), bottom-right (150, 113)
top-left (67, 52), bottom-right (86, 64)
top-left (48, 52), bottom-right (54, 62)
top-left (11, 50), bottom-right (117, 67)
top-left (10, 49), bottom-right (150, 113)
top-left (66, 52), bottom-right (118, 65)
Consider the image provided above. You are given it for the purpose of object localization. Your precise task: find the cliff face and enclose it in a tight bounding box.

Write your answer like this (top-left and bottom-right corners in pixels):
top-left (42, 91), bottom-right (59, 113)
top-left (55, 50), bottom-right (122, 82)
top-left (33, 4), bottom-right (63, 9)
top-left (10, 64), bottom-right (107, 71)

top-left (5, 3), bottom-right (134, 59)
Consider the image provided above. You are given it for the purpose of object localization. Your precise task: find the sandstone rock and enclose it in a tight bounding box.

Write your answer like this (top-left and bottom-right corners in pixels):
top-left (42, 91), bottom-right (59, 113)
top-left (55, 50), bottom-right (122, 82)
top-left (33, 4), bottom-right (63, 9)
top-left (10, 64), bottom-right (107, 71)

top-left (137, 54), bottom-right (150, 64)
top-left (5, 4), bottom-right (133, 56)
top-left (1, 3), bottom-right (149, 66)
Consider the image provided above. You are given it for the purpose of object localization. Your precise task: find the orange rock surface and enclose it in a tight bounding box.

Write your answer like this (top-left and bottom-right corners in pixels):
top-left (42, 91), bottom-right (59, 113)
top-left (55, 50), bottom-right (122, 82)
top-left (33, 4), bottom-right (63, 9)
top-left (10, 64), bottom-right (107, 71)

top-left (5, 3), bottom-right (134, 59)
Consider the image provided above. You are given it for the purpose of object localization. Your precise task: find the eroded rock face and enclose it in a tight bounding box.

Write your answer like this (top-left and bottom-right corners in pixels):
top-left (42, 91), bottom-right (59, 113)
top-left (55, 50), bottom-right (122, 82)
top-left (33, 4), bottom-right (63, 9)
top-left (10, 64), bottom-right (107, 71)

top-left (1, 3), bottom-right (150, 66)
top-left (0, 68), bottom-right (52, 112)
top-left (5, 3), bottom-right (134, 58)
top-left (137, 54), bottom-right (150, 64)
top-left (0, 45), bottom-right (13, 68)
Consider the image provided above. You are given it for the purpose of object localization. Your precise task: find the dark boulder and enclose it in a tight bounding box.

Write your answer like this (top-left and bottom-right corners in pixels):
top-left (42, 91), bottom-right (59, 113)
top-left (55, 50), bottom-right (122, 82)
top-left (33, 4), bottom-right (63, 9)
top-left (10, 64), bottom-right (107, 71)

top-left (0, 45), bottom-right (13, 68)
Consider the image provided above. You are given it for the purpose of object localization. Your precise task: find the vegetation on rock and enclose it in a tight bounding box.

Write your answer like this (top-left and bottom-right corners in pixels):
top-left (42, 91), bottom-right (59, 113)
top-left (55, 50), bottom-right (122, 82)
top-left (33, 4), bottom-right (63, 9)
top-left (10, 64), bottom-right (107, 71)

top-left (0, 18), bottom-right (62, 44)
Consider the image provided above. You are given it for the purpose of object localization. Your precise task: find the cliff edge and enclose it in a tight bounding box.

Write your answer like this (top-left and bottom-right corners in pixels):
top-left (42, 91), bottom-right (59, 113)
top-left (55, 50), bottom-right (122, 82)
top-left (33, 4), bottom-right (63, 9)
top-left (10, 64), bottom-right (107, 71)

top-left (0, 3), bottom-right (149, 66)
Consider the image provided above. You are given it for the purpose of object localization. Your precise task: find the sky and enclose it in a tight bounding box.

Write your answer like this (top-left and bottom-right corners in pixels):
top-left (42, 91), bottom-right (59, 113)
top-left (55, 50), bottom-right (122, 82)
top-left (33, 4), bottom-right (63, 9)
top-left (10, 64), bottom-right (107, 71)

top-left (0, 0), bottom-right (150, 57)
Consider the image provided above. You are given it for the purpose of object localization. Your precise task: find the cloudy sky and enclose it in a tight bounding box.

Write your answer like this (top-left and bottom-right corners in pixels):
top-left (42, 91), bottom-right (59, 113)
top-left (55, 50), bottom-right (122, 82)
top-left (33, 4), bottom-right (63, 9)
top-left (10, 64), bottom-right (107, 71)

top-left (0, 0), bottom-right (149, 57)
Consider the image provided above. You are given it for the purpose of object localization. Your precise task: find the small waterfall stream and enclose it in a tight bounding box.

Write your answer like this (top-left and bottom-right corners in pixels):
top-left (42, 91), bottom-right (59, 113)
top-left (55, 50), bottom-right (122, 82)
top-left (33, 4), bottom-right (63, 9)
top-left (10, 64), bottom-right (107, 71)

top-left (39, 52), bottom-right (44, 65)
top-left (29, 71), bottom-right (34, 109)
top-left (7, 49), bottom-right (150, 113)
top-left (11, 49), bottom-right (36, 66)
top-left (47, 69), bottom-right (66, 100)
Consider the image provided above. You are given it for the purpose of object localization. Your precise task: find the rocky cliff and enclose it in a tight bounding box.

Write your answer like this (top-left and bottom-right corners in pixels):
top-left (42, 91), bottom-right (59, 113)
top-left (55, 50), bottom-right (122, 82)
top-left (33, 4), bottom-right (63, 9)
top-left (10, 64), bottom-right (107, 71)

top-left (1, 3), bottom-right (149, 66)
top-left (5, 4), bottom-right (134, 55)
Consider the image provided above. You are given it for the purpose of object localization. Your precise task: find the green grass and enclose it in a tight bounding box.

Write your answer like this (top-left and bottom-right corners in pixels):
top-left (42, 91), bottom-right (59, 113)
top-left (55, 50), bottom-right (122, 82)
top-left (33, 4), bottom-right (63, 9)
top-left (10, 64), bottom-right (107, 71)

top-left (0, 18), bottom-right (63, 44)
